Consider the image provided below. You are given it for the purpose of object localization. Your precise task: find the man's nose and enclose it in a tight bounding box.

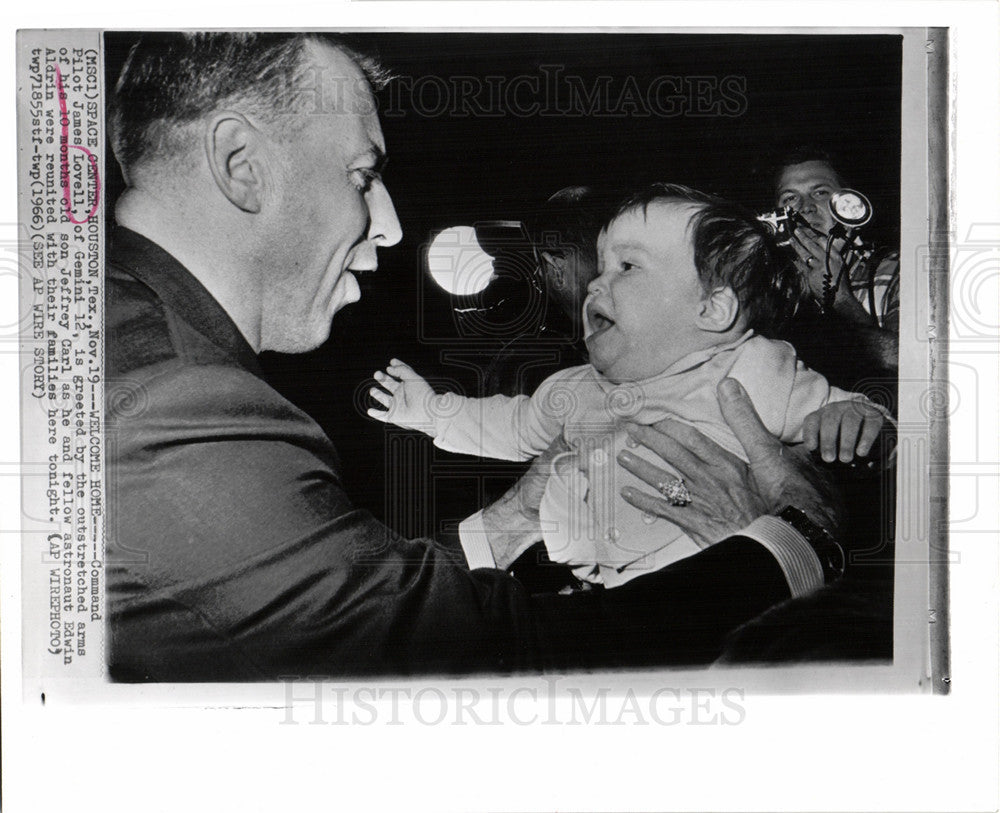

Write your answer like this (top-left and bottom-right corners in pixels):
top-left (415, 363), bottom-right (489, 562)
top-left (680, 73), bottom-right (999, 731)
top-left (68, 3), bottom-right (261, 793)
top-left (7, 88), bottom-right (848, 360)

top-left (368, 184), bottom-right (402, 247)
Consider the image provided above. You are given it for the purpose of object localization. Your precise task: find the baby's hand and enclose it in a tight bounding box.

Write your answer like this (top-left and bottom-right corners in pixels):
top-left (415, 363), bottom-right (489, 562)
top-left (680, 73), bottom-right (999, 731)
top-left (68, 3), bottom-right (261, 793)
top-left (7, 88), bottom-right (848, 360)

top-left (803, 399), bottom-right (885, 463)
top-left (368, 359), bottom-right (440, 435)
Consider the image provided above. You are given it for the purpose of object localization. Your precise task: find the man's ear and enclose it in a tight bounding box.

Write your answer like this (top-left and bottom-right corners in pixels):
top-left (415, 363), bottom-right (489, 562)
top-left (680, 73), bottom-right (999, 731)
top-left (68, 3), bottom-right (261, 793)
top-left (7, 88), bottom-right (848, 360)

top-left (540, 251), bottom-right (567, 287)
top-left (697, 285), bottom-right (740, 332)
top-left (205, 113), bottom-right (266, 214)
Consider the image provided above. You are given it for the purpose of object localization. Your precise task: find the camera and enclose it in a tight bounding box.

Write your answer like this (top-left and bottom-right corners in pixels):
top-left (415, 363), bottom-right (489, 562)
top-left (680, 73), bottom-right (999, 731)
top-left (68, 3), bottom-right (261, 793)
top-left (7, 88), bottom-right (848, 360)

top-left (758, 189), bottom-right (874, 248)
top-left (756, 206), bottom-right (797, 247)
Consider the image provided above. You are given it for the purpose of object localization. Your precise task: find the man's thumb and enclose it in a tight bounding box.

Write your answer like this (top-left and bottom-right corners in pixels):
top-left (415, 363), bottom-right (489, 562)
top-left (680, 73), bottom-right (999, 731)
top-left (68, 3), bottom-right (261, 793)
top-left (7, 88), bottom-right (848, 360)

top-left (718, 378), bottom-right (779, 464)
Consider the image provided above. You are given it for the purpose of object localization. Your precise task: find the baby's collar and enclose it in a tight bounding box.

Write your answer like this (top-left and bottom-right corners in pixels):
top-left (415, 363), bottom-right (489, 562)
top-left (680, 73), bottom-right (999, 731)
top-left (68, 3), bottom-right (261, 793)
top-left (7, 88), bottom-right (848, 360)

top-left (595, 329), bottom-right (756, 389)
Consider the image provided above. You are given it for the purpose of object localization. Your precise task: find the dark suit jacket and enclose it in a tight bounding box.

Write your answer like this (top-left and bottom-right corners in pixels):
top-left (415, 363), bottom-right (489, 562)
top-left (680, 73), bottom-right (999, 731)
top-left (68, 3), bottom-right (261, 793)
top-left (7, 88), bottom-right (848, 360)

top-left (106, 227), bottom-right (795, 681)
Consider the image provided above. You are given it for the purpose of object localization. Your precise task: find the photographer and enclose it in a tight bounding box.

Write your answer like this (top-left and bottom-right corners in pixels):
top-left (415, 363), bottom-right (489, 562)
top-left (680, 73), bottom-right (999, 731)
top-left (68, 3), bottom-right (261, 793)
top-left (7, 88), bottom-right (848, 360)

top-left (770, 147), bottom-right (899, 385)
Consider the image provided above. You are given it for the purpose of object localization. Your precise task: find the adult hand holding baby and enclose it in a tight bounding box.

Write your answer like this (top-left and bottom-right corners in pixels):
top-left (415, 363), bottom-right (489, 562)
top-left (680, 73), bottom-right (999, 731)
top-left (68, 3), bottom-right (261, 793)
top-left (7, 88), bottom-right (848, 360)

top-left (618, 378), bottom-right (841, 549)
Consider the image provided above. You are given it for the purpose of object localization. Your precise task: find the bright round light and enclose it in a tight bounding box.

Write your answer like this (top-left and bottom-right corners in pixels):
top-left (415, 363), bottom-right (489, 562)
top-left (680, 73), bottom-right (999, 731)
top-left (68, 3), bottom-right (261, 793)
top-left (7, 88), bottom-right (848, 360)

top-left (829, 188), bottom-right (873, 227)
top-left (834, 193), bottom-right (866, 220)
top-left (426, 226), bottom-right (496, 297)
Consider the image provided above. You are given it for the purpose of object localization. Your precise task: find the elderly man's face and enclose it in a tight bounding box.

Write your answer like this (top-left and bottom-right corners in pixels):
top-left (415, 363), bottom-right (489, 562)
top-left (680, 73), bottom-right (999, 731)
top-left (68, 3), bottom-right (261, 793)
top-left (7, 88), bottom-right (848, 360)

top-left (774, 160), bottom-right (842, 235)
top-left (541, 246), bottom-right (598, 325)
top-left (260, 42), bottom-right (402, 353)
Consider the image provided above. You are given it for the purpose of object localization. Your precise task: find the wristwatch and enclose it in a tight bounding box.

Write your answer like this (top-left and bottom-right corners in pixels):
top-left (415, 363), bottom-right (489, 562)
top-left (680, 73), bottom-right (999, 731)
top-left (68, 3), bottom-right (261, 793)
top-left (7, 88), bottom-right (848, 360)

top-left (777, 506), bottom-right (846, 584)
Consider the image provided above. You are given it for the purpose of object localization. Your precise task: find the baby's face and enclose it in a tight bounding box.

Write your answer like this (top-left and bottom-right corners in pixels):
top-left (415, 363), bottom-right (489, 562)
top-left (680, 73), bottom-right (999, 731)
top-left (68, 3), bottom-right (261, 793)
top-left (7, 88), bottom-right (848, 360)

top-left (584, 201), bottom-right (707, 382)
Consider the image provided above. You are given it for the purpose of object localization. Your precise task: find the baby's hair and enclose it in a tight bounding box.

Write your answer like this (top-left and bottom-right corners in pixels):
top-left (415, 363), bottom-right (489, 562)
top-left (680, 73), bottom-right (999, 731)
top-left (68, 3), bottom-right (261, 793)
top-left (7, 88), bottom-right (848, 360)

top-left (608, 183), bottom-right (801, 336)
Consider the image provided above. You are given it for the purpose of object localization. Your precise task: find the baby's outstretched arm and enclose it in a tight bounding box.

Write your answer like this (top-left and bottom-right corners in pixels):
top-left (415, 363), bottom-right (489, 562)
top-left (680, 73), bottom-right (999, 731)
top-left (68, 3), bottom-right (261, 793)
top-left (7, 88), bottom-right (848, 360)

top-left (368, 359), bottom-right (442, 436)
top-left (802, 399), bottom-right (886, 464)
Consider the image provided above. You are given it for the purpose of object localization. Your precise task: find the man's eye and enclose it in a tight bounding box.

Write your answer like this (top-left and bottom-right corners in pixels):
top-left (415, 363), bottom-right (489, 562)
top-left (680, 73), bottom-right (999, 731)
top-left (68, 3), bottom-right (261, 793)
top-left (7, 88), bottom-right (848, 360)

top-left (778, 194), bottom-right (797, 208)
top-left (352, 169), bottom-right (381, 193)
top-left (620, 261), bottom-right (636, 273)
top-left (813, 188), bottom-right (831, 199)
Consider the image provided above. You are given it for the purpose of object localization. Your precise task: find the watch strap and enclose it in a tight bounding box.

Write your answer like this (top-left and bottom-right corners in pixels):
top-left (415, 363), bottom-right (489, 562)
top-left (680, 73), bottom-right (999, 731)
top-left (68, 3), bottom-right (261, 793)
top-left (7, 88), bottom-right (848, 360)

top-left (777, 506), bottom-right (846, 584)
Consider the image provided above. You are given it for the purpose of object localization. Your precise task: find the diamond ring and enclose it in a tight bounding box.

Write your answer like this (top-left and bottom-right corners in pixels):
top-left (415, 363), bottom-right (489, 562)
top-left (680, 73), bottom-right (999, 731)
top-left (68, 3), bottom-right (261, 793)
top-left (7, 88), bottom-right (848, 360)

top-left (657, 477), bottom-right (692, 506)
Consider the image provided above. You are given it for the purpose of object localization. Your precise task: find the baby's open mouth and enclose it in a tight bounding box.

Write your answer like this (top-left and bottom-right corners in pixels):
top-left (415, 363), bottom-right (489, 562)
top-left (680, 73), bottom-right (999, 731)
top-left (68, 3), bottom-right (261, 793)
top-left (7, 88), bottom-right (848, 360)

top-left (588, 306), bottom-right (615, 332)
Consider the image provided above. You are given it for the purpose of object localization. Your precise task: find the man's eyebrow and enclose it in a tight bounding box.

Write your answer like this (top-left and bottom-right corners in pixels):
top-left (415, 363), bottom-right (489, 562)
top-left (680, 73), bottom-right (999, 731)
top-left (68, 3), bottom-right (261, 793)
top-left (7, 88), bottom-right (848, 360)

top-left (778, 179), bottom-right (834, 195)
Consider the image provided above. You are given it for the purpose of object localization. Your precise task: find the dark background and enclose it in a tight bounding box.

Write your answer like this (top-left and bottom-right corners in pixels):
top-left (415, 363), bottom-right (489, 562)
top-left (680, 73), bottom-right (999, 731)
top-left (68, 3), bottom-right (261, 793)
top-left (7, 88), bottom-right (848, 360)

top-left (104, 32), bottom-right (902, 535)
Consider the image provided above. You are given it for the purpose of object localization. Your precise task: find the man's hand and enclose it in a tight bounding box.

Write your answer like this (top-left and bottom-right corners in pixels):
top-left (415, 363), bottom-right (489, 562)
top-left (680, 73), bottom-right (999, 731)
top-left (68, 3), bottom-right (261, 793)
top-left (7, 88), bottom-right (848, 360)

top-left (792, 226), bottom-right (845, 301)
top-left (617, 378), bottom-right (841, 548)
top-left (368, 359), bottom-right (440, 435)
top-left (803, 399), bottom-right (886, 464)
top-left (478, 436), bottom-right (571, 569)
top-left (792, 227), bottom-right (878, 328)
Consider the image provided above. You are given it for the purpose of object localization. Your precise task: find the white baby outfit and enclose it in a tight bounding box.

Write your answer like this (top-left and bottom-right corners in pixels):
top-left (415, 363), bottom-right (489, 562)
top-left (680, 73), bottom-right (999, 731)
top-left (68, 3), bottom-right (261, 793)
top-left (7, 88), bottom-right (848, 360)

top-left (433, 331), bottom-right (861, 587)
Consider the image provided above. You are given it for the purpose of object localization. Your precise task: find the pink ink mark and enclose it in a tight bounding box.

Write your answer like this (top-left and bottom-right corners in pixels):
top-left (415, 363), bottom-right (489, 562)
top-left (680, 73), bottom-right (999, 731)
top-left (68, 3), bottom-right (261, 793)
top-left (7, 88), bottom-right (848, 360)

top-left (54, 64), bottom-right (101, 224)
